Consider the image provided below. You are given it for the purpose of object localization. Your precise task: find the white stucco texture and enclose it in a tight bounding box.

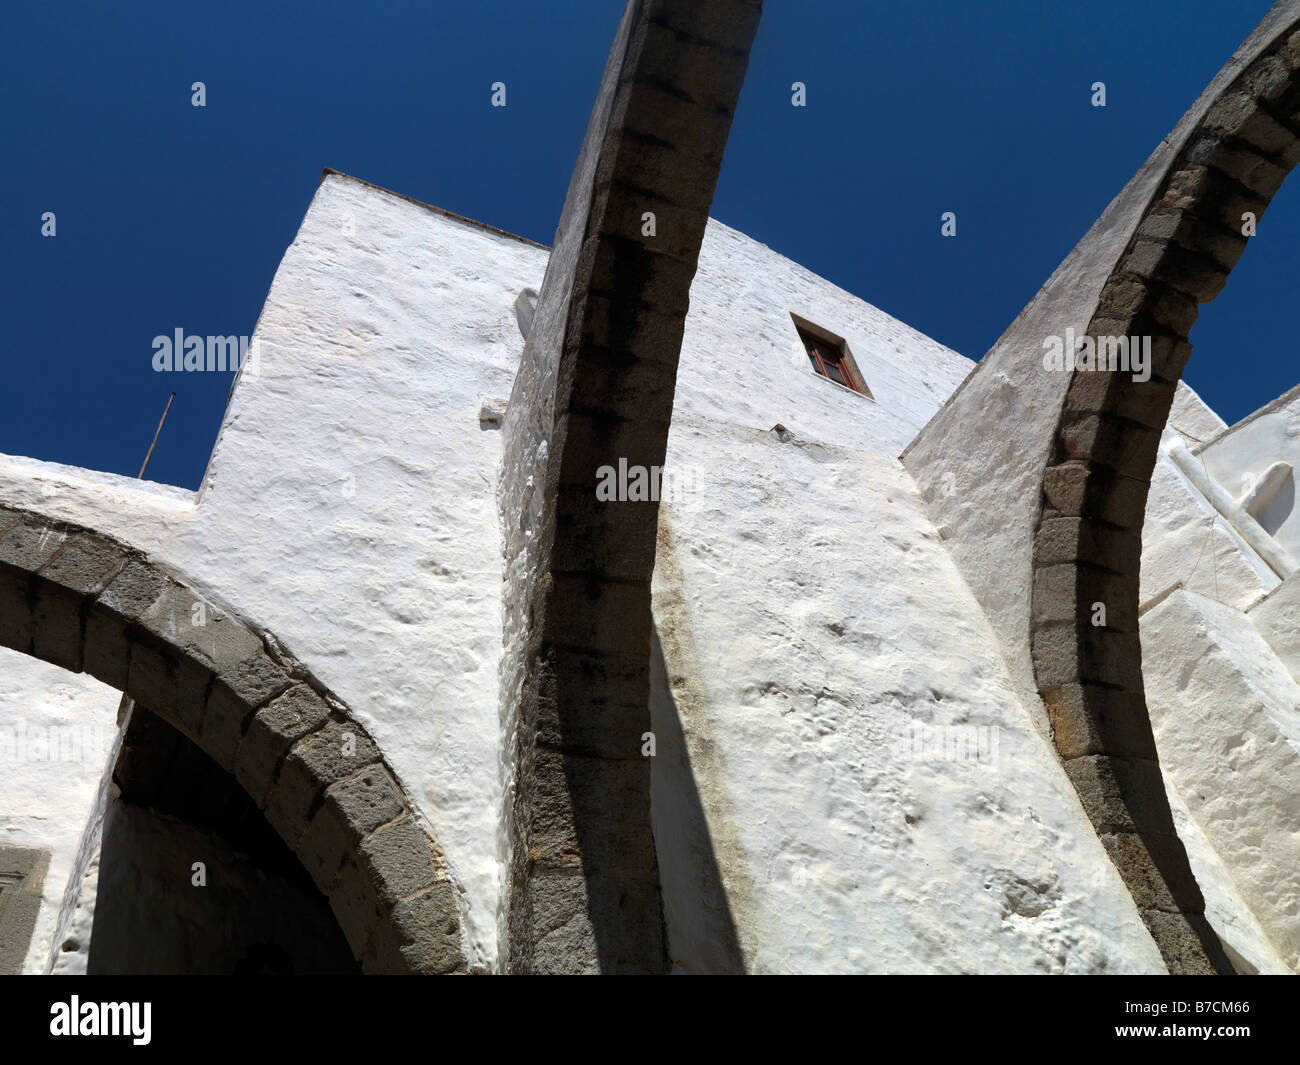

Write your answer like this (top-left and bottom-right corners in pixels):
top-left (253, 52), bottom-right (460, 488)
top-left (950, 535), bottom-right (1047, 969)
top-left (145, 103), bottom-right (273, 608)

top-left (1198, 384), bottom-right (1300, 562)
top-left (0, 647), bottom-right (121, 973)
top-left (650, 413), bottom-right (1163, 973)
top-left (0, 168), bottom-right (1295, 974)
top-left (1142, 587), bottom-right (1300, 972)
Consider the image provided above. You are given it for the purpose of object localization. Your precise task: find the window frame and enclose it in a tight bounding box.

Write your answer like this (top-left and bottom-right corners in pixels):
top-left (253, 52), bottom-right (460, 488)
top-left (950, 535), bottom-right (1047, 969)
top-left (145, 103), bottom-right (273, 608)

top-left (791, 314), bottom-right (873, 399)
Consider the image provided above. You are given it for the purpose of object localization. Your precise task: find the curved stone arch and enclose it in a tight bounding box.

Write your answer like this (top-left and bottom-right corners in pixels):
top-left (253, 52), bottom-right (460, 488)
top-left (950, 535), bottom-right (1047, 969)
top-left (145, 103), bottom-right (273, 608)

top-left (0, 504), bottom-right (465, 974)
top-left (1029, 19), bottom-right (1300, 973)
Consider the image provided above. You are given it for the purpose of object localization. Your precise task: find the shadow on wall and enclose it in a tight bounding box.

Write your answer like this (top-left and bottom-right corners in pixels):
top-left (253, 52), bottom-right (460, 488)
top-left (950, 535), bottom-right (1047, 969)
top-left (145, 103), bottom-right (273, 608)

top-left (1258, 474), bottom-right (1295, 538)
top-left (649, 626), bottom-right (744, 974)
top-left (86, 708), bottom-right (358, 975)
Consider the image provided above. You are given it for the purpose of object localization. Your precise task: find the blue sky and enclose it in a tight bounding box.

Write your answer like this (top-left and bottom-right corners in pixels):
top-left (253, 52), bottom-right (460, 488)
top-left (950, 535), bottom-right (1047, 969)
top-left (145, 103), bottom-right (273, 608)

top-left (2, 0), bottom-right (1296, 490)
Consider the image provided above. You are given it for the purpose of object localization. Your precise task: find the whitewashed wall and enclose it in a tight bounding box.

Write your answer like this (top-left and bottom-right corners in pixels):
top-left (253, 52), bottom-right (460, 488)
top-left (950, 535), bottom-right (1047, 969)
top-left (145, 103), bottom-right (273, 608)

top-left (0, 175), bottom-right (549, 971)
top-left (1198, 384), bottom-right (1300, 562)
top-left (0, 173), bottom-right (1292, 973)
top-left (0, 647), bottom-right (120, 973)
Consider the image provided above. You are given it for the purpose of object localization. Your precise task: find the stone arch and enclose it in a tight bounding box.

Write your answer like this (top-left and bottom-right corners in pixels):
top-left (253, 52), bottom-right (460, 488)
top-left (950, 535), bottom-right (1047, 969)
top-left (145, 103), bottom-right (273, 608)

top-left (0, 503), bottom-right (465, 974)
top-left (1029, 19), bottom-right (1300, 973)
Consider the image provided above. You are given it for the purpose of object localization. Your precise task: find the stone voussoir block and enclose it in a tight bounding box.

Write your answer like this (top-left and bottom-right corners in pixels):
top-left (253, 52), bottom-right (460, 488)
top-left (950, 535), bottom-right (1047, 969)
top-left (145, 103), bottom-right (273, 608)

top-left (1032, 563), bottom-right (1139, 633)
top-left (1146, 284), bottom-right (1200, 336)
top-left (1041, 460), bottom-right (1149, 527)
top-left (1063, 753), bottom-right (1174, 835)
top-left (1195, 184), bottom-right (1269, 237)
top-left (299, 764), bottom-right (407, 894)
top-left (1098, 830), bottom-right (1206, 915)
top-left (522, 746), bottom-right (654, 876)
top-left (84, 559), bottom-right (171, 690)
top-left (357, 817), bottom-right (442, 908)
top-left (1059, 412), bottom-right (1162, 481)
top-left (600, 182), bottom-right (709, 259)
top-left (1239, 52), bottom-right (1295, 103)
top-left (1202, 91), bottom-right (1295, 154)
top-left (596, 134), bottom-right (718, 218)
top-left (1096, 277), bottom-right (1151, 319)
top-left (328, 855), bottom-right (387, 958)
top-left (546, 573), bottom-right (653, 656)
top-left (1042, 683), bottom-right (1158, 760)
top-left (552, 409), bottom-right (673, 492)
top-left (1141, 911), bottom-right (1229, 975)
top-left (1185, 134), bottom-right (1289, 198)
top-left (198, 652), bottom-right (293, 772)
top-left (1282, 30), bottom-right (1300, 72)
top-left (0, 506), bottom-right (25, 538)
top-left (1064, 368), bottom-right (1178, 431)
top-left (0, 519), bottom-right (67, 572)
top-left (580, 291), bottom-right (688, 363)
top-left (1135, 208), bottom-right (1248, 272)
top-left (620, 80), bottom-right (740, 166)
top-left (360, 880), bottom-right (466, 975)
top-left (1031, 623), bottom-right (1143, 690)
top-left (127, 640), bottom-right (181, 721)
top-left (581, 234), bottom-right (695, 320)
top-left (533, 647), bottom-right (651, 760)
top-left (642, 0), bottom-right (763, 57)
top-left (234, 682), bottom-right (332, 807)
top-left (141, 583), bottom-right (263, 678)
top-left (1159, 165), bottom-right (1216, 211)
top-left (27, 531), bottom-right (128, 674)
top-left (37, 533), bottom-right (129, 596)
top-left (551, 484), bottom-right (661, 583)
top-left (1141, 333), bottom-right (1195, 385)
top-left (1117, 239), bottom-right (1229, 302)
top-left (1034, 516), bottom-right (1142, 575)
top-left (265, 719), bottom-right (381, 849)
top-left (564, 349), bottom-right (680, 435)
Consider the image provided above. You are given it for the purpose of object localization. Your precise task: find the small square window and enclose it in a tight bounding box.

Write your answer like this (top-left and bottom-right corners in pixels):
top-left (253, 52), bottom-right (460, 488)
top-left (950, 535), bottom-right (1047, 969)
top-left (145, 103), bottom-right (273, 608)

top-left (793, 317), bottom-right (872, 398)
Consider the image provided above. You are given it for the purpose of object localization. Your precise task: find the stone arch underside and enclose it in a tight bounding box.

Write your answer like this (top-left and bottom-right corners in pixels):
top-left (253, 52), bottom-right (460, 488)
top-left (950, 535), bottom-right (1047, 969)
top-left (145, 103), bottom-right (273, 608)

top-left (0, 503), bottom-right (465, 974)
top-left (1029, 10), bottom-right (1300, 973)
top-left (497, 0), bottom-right (761, 972)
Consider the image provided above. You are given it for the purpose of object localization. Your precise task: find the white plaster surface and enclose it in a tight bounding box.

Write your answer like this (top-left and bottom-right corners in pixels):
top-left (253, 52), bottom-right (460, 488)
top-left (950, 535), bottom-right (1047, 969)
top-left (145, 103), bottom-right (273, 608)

top-left (1198, 384), bottom-right (1300, 562)
top-left (1, 175), bottom-right (551, 971)
top-left (1169, 381), bottom-right (1228, 447)
top-left (0, 647), bottom-right (121, 973)
top-left (899, 6), bottom-right (1297, 730)
top-left (678, 222), bottom-right (974, 455)
top-left (0, 171), bottom-right (1294, 974)
top-left (1162, 775), bottom-right (1290, 974)
top-left (1142, 588), bottom-right (1300, 971)
top-left (1250, 572), bottom-right (1300, 683)
top-left (0, 178), bottom-right (981, 973)
top-left (1141, 441), bottom-right (1278, 610)
top-left (650, 413), bottom-right (1164, 973)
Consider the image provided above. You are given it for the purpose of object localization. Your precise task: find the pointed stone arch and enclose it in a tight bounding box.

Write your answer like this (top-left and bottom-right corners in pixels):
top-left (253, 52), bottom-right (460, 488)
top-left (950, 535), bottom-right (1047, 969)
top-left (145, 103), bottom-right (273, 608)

top-left (1029, 16), bottom-right (1300, 973)
top-left (0, 504), bottom-right (465, 974)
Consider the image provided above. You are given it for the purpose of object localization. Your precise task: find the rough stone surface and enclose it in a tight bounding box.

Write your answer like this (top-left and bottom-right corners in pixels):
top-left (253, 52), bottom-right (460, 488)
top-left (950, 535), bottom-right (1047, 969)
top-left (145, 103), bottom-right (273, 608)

top-left (496, 0), bottom-right (760, 973)
top-left (360, 881), bottom-right (466, 975)
top-left (3, 1), bottom-right (1299, 978)
top-left (0, 511), bottom-right (461, 973)
top-left (299, 765), bottom-right (406, 892)
top-left (266, 720), bottom-right (381, 847)
top-left (235, 683), bottom-right (331, 805)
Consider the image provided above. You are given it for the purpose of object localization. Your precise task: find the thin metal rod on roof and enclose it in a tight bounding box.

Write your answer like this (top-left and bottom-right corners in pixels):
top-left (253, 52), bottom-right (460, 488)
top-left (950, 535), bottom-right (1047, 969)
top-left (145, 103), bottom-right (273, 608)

top-left (137, 391), bottom-right (175, 479)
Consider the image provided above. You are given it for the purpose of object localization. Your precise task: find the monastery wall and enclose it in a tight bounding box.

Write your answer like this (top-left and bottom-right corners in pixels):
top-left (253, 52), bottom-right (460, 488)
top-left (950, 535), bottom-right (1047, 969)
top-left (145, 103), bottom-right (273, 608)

top-left (0, 171), bottom-right (1292, 972)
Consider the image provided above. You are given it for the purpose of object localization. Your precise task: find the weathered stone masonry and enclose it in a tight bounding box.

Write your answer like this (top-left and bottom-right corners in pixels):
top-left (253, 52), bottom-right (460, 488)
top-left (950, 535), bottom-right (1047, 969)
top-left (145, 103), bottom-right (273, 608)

top-left (1031, 9), bottom-right (1300, 974)
top-left (0, 504), bottom-right (466, 974)
top-left (902, 0), bottom-right (1300, 975)
top-left (498, 0), bottom-right (761, 972)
